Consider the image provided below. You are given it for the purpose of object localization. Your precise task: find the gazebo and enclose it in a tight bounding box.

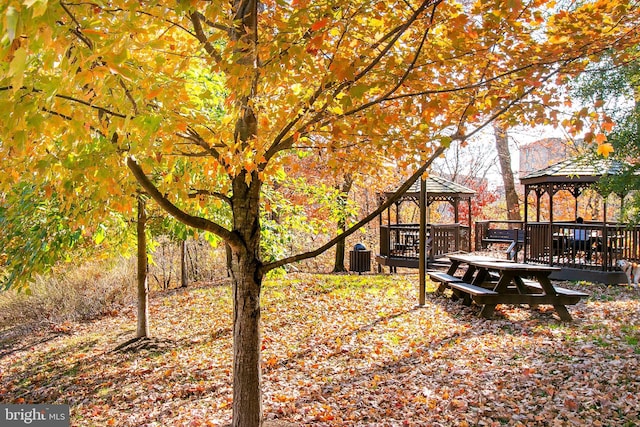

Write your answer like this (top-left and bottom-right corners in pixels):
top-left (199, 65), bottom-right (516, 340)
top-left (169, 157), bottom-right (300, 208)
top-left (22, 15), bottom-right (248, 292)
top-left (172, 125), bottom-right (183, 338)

top-left (376, 175), bottom-right (475, 271)
top-left (520, 156), bottom-right (638, 283)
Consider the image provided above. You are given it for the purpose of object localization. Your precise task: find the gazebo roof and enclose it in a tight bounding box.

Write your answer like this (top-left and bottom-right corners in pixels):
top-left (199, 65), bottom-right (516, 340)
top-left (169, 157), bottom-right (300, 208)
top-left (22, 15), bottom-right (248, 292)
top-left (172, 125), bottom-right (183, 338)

top-left (521, 156), bottom-right (627, 185)
top-left (384, 175), bottom-right (475, 199)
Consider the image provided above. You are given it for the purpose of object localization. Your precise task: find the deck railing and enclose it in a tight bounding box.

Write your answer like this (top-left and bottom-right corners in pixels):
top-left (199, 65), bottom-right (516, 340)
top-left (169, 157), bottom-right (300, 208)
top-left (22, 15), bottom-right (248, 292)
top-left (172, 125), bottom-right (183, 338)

top-left (525, 222), bottom-right (640, 271)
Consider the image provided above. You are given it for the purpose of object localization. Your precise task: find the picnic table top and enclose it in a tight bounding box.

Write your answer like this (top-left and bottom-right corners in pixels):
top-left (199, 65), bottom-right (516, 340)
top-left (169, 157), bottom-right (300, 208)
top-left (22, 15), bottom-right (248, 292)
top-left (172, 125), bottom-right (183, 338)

top-left (448, 254), bottom-right (562, 271)
top-left (448, 254), bottom-right (512, 264)
top-left (469, 260), bottom-right (562, 272)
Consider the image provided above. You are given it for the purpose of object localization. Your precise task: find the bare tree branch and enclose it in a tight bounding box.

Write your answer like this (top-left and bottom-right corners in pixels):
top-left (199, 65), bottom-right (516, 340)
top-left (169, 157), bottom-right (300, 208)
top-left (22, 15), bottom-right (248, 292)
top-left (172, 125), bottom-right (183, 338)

top-left (60, 2), bottom-right (94, 49)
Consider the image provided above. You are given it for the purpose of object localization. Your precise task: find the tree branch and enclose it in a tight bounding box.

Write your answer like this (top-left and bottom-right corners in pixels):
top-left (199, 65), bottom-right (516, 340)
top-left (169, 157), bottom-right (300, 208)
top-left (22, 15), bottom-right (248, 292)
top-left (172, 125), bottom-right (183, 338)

top-left (126, 156), bottom-right (240, 248)
top-left (193, 11), bottom-right (232, 34)
top-left (326, 9), bottom-right (435, 124)
top-left (190, 12), bottom-right (223, 63)
top-left (53, 93), bottom-right (128, 119)
top-left (60, 1), bottom-right (93, 49)
top-left (188, 189), bottom-right (232, 206)
top-left (118, 79), bottom-right (139, 115)
top-left (177, 127), bottom-right (230, 171)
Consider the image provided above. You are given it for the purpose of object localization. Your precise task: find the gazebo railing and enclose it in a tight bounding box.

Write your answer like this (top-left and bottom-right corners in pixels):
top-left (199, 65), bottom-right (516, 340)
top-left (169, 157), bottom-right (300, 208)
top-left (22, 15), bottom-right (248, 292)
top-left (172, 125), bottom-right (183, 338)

top-left (379, 223), bottom-right (470, 260)
top-left (380, 224), bottom-right (421, 259)
top-left (525, 222), bottom-right (640, 271)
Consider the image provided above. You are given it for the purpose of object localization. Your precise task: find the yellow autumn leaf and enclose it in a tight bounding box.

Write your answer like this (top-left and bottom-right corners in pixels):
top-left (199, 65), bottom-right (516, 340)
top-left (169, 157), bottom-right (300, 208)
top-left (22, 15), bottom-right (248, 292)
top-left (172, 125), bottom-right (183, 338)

top-left (8, 47), bottom-right (27, 90)
top-left (597, 142), bottom-right (614, 157)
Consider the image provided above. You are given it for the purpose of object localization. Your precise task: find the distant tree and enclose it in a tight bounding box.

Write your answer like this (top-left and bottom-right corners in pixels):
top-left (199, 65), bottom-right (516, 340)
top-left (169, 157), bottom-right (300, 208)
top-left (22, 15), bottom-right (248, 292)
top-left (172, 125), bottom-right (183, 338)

top-left (572, 51), bottom-right (640, 223)
top-left (493, 122), bottom-right (522, 221)
top-left (432, 140), bottom-right (498, 223)
top-left (333, 173), bottom-right (354, 273)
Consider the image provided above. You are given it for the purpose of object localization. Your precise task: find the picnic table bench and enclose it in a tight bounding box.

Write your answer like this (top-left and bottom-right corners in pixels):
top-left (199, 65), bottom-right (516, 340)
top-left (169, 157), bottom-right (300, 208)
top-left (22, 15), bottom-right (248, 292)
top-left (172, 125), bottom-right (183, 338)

top-left (520, 279), bottom-right (589, 298)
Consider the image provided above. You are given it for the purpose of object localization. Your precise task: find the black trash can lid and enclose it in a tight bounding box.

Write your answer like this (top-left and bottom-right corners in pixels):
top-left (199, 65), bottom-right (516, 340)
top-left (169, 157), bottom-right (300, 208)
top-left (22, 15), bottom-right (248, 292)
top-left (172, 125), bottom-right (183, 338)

top-left (354, 243), bottom-right (367, 251)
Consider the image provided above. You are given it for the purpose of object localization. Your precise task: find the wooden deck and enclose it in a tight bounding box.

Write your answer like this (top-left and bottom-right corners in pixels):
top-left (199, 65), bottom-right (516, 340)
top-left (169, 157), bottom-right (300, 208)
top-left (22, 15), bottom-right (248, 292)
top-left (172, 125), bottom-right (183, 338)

top-left (377, 220), bottom-right (640, 284)
top-left (525, 222), bottom-right (639, 284)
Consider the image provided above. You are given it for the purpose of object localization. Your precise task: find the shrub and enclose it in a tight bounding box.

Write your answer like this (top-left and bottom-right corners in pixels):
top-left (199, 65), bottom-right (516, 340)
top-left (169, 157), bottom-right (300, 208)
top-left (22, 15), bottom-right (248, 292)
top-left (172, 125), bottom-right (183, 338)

top-left (0, 257), bottom-right (136, 328)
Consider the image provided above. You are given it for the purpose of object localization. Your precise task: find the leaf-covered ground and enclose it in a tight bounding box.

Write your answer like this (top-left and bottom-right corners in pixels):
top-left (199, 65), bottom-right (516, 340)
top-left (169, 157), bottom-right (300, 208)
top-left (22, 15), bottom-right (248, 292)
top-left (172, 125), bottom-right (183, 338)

top-left (1, 273), bottom-right (639, 426)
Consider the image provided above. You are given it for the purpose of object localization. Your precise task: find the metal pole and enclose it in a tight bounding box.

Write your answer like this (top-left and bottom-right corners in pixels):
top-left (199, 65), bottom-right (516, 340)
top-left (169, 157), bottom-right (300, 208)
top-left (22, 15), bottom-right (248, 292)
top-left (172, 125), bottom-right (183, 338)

top-left (419, 177), bottom-right (427, 306)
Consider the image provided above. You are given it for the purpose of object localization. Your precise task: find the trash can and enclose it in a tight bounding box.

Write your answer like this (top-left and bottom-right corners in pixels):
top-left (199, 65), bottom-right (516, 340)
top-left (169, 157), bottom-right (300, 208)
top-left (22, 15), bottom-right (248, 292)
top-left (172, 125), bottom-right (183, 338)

top-left (349, 244), bottom-right (371, 274)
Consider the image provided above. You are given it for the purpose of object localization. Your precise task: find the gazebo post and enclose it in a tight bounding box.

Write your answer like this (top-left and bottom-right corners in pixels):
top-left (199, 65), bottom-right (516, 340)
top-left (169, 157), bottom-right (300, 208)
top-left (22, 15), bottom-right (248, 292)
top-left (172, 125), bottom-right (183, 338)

top-left (453, 197), bottom-right (460, 252)
top-left (548, 183), bottom-right (554, 266)
top-left (454, 197), bottom-right (459, 223)
top-left (468, 197), bottom-right (472, 252)
top-left (603, 196), bottom-right (608, 271)
top-left (419, 178), bottom-right (427, 306)
top-left (524, 185), bottom-right (530, 262)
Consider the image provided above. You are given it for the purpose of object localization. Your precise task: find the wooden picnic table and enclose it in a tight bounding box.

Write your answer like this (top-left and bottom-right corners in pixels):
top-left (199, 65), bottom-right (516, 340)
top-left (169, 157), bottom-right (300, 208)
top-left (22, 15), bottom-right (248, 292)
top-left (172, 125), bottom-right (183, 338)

top-left (429, 254), bottom-right (588, 321)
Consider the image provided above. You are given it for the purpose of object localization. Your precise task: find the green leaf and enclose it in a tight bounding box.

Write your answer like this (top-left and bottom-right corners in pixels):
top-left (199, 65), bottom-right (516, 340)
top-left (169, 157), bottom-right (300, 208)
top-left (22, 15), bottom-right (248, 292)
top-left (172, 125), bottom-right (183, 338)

top-left (111, 48), bottom-right (129, 65)
top-left (350, 84), bottom-right (369, 98)
top-left (439, 135), bottom-right (453, 148)
top-left (94, 224), bottom-right (107, 245)
top-left (23, 0), bottom-right (48, 18)
top-left (8, 47), bottom-right (27, 90)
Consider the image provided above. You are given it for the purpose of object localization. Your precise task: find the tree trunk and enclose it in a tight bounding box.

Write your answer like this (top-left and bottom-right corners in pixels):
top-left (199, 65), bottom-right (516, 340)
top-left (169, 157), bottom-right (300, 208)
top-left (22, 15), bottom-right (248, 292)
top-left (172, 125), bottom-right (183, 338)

top-left (227, 1), bottom-right (261, 422)
top-left (333, 174), bottom-right (354, 273)
top-left (230, 172), bottom-right (263, 427)
top-left (493, 122), bottom-right (522, 221)
top-left (334, 237), bottom-right (347, 272)
top-left (226, 243), bottom-right (233, 278)
top-left (180, 239), bottom-right (188, 288)
top-left (136, 197), bottom-right (150, 338)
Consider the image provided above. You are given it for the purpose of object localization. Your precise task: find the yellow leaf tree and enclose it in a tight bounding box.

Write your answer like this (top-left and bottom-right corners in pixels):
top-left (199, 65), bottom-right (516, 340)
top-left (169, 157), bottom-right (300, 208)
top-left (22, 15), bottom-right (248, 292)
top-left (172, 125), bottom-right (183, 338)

top-left (1, 1), bottom-right (638, 425)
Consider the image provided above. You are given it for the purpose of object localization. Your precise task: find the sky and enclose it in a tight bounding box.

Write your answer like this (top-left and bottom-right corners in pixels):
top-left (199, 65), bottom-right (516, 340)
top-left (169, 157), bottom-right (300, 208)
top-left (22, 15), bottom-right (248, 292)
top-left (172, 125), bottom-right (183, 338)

top-left (433, 124), bottom-right (570, 188)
